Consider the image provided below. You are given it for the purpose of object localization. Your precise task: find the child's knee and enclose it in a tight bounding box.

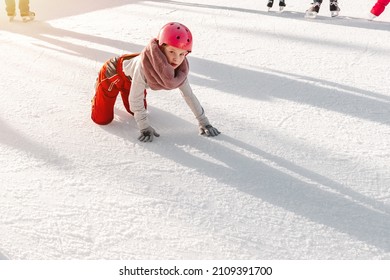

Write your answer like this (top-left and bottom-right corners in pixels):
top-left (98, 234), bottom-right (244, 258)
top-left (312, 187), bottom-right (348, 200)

top-left (90, 93), bottom-right (116, 125)
top-left (91, 104), bottom-right (114, 125)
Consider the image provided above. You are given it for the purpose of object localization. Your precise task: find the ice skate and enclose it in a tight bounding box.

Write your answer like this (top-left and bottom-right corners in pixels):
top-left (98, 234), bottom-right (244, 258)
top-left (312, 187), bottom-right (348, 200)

top-left (329, 1), bottom-right (340, 17)
top-left (21, 11), bottom-right (35, 22)
top-left (279, 1), bottom-right (286, 12)
top-left (267, 0), bottom-right (274, 11)
top-left (367, 12), bottom-right (376, 21)
top-left (305, 2), bottom-right (321, 18)
top-left (7, 12), bottom-right (16, 22)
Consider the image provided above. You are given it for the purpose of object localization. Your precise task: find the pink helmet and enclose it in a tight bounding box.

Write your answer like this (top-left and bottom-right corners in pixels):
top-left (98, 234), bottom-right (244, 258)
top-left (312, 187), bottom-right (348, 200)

top-left (157, 22), bottom-right (193, 52)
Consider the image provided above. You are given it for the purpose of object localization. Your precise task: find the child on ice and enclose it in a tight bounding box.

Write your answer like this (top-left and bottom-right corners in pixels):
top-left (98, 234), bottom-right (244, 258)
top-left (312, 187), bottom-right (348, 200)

top-left (91, 22), bottom-right (220, 142)
top-left (368, 0), bottom-right (389, 20)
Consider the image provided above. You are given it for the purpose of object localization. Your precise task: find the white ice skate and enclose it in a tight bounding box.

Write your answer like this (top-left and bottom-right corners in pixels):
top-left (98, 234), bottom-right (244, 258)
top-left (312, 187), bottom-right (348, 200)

top-left (278, 1), bottom-right (286, 12)
top-left (22, 11), bottom-right (35, 22)
top-left (267, 0), bottom-right (273, 12)
top-left (367, 12), bottom-right (376, 21)
top-left (329, 1), bottom-right (340, 17)
top-left (305, 2), bottom-right (320, 19)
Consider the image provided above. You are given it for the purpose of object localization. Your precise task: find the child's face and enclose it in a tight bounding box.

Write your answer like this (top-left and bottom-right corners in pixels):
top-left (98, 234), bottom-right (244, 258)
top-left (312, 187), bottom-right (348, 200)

top-left (162, 45), bottom-right (189, 69)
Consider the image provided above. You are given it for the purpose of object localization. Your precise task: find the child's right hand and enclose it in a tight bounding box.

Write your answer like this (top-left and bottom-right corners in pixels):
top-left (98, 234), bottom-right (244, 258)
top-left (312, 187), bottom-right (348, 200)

top-left (199, 124), bottom-right (220, 137)
top-left (138, 126), bottom-right (160, 142)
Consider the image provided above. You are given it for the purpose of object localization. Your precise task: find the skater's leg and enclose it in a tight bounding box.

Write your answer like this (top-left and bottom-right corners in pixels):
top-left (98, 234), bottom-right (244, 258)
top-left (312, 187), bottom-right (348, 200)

top-left (18, 0), bottom-right (30, 16)
top-left (19, 0), bottom-right (35, 21)
top-left (91, 66), bottom-right (121, 125)
top-left (120, 90), bottom-right (132, 115)
top-left (115, 54), bottom-right (148, 116)
top-left (371, 0), bottom-right (390, 17)
top-left (305, 1), bottom-right (322, 18)
top-left (279, 0), bottom-right (286, 11)
top-left (329, 0), bottom-right (340, 17)
top-left (5, 0), bottom-right (16, 16)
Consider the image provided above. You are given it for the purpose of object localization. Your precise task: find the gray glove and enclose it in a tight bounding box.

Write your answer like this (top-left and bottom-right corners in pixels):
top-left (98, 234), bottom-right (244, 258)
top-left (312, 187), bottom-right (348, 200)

top-left (199, 124), bottom-right (220, 137)
top-left (138, 126), bottom-right (160, 142)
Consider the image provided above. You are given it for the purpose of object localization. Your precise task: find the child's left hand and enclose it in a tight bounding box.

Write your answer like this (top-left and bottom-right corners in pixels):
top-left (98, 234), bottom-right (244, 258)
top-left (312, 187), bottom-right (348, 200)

top-left (138, 126), bottom-right (160, 142)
